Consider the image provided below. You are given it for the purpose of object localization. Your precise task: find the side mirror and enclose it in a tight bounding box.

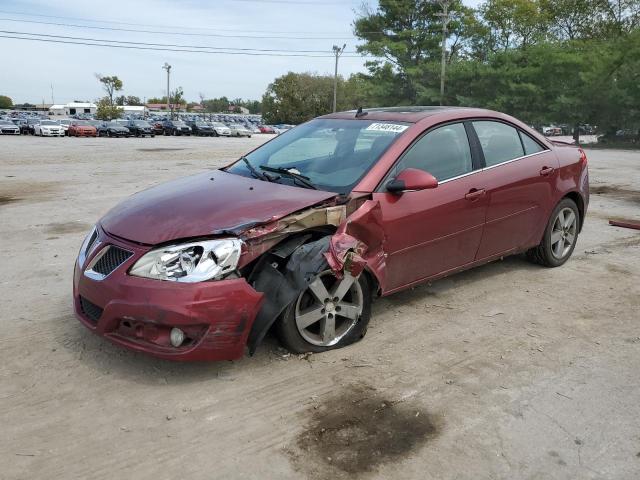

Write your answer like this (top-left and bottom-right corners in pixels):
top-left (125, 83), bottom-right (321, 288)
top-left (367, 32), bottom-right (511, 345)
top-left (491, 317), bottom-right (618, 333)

top-left (386, 168), bottom-right (438, 194)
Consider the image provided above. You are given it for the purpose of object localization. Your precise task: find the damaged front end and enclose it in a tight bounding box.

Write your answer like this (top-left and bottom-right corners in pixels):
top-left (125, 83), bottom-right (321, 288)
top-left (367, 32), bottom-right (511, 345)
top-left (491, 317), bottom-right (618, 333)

top-left (236, 197), bottom-right (387, 354)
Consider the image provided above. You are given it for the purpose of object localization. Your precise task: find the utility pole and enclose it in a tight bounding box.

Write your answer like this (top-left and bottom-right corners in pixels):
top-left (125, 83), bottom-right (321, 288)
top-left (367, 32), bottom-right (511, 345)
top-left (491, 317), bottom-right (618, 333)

top-left (332, 44), bottom-right (346, 113)
top-left (436, 1), bottom-right (452, 106)
top-left (162, 62), bottom-right (171, 119)
top-left (50, 83), bottom-right (54, 104)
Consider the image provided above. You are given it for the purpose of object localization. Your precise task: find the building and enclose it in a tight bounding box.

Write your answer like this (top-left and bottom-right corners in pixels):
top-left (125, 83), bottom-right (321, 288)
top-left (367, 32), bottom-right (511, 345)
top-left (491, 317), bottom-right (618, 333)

top-left (146, 103), bottom-right (187, 113)
top-left (229, 105), bottom-right (250, 115)
top-left (118, 105), bottom-right (147, 116)
top-left (49, 102), bottom-right (97, 116)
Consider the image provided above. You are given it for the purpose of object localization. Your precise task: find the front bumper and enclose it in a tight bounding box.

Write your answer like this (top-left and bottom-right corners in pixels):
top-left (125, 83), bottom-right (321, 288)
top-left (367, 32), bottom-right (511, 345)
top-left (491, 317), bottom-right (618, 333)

top-left (41, 130), bottom-right (64, 136)
top-left (73, 229), bottom-right (264, 361)
top-left (74, 129), bottom-right (97, 137)
top-left (1, 128), bottom-right (20, 134)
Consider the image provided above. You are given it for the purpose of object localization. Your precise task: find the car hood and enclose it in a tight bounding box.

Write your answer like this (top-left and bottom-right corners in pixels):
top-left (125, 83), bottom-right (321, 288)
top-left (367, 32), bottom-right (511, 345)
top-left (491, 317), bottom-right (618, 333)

top-left (100, 170), bottom-right (338, 245)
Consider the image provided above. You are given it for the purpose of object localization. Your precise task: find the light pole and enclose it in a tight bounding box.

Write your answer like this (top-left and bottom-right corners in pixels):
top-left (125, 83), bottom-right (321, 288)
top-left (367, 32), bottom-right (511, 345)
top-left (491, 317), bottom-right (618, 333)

top-left (435, 1), bottom-right (452, 106)
top-left (162, 62), bottom-right (171, 118)
top-left (332, 44), bottom-right (346, 113)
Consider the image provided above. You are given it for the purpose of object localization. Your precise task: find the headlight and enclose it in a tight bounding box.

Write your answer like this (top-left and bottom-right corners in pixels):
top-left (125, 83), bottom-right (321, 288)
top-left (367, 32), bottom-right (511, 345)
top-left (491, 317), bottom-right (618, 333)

top-left (129, 239), bottom-right (242, 283)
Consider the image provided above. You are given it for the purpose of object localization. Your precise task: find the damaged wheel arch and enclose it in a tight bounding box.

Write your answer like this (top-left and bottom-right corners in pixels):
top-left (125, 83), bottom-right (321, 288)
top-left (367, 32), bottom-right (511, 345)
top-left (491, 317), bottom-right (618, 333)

top-left (244, 199), bottom-right (387, 355)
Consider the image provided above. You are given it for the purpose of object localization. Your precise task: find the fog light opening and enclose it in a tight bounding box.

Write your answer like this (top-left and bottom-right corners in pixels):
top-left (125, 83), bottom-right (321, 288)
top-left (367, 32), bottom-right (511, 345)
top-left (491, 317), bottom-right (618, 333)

top-left (170, 328), bottom-right (185, 347)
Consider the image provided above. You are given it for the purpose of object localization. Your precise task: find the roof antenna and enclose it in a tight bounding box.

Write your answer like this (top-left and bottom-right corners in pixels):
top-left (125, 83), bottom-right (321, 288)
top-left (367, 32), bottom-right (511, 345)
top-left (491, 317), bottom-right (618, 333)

top-left (355, 107), bottom-right (368, 118)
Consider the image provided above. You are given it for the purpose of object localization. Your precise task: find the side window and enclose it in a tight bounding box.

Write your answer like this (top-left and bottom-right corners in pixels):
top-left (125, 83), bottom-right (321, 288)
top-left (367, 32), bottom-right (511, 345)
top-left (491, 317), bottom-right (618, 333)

top-left (473, 121), bottom-right (525, 167)
top-left (519, 131), bottom-right (545, 155)
top-left (396, 123), bottom-right (472, 181)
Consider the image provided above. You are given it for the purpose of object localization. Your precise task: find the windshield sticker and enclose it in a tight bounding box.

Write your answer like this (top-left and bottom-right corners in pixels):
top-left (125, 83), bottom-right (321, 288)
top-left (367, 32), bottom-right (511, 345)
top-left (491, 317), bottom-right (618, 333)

top-left (365, 123), bottom-right (409, 133)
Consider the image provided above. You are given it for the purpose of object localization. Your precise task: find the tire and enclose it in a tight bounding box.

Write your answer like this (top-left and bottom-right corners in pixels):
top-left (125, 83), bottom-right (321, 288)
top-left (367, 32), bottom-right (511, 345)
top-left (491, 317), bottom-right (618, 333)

top-left (277, 269), bottom-right (371, 354)
top-left (526, 198), bottom-right (580, 268)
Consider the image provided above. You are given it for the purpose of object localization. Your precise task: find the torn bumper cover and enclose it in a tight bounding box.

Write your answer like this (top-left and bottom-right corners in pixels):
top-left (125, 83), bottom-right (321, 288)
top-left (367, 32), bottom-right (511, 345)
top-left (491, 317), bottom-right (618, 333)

top-left (247, 236), bottom-right (331, 353)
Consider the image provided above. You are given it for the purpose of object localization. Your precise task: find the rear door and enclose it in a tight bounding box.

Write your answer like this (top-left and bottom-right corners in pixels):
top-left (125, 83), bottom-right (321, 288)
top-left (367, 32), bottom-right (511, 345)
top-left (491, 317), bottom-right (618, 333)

top-left (374, 122), bottom-right (488, 292)
top-left (471, 120), bottom-right (558, 259)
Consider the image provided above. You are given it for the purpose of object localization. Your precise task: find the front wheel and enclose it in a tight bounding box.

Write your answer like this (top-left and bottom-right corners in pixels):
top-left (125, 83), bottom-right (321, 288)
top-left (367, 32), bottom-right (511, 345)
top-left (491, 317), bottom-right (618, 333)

top-left (526, 198), bottom-right (580, 267)
top-left (277, 270), bottom-right (371, 354)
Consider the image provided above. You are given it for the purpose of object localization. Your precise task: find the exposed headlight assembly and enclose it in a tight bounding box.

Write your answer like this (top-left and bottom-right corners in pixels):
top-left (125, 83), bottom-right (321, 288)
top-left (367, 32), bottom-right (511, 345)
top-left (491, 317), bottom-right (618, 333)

top-left (129, 239), bottom-right (243, 283)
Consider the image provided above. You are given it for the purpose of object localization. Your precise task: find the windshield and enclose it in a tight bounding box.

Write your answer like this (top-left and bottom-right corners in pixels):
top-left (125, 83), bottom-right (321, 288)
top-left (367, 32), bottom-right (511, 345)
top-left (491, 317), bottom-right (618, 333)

top-left (212, 122), bottom-right (227, 128)
top-left (134, 121), bottom-right (150, 126)
top-left (74, 120), bottom-right (89, 126)
top-left (41, 121), bottom-right (58, 125)
top-left (226, 118), bottom-right (409, 193)
top-left (174, 121), bottom-right (187, 126)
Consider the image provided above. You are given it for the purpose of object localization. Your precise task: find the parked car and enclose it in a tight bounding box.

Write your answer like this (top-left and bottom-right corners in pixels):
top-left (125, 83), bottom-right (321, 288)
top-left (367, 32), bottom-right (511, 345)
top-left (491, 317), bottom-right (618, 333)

top-left (0, 119), bottom-right (20, 135)
top-left (22, 118), bottom-right (41, 135)
top-left (95, 121), bottom-right (130, 137)
top-left (274, 124), bottom-right (294, 134)
top-left (208, 122), bottom-right (231, 137)
top-left (186, 120), bottom-right (214, 136)
top-left (542, 126), bottom-right (562, 136)
top-left (149, 121), bottom-right (165, 136)
top-left (34, 120), bottom-right (64, 137)
top-left (258, 125), bottom-right (276, 134)
top-left (162, 120), bottom-right (192, 136)
top-left (228, 124), bottom-right (252, 137)
top-left (68, 120), bottom-right (98, 137)
top-left (115, 119), bottom-right (154, 137)
top-left (73, 106), bottom-right (589, 362)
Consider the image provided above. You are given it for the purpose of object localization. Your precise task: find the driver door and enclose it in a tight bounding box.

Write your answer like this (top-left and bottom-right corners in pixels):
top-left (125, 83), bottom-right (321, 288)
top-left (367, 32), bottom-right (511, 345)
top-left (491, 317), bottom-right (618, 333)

top-left (373, 122), bottom-right (488, 293)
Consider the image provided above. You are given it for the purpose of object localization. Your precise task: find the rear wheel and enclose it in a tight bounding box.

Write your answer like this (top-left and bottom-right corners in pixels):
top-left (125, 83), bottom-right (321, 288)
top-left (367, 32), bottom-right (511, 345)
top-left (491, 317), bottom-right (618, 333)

top-left (277, 270), bottom-right (371, 354)
top-left (527, 198), bottom-right (580, 267)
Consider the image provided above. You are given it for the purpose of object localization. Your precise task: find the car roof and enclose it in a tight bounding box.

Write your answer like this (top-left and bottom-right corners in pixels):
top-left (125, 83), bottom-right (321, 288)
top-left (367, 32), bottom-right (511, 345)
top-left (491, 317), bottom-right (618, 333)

top-left (320, 106), bottom-right (498, 123)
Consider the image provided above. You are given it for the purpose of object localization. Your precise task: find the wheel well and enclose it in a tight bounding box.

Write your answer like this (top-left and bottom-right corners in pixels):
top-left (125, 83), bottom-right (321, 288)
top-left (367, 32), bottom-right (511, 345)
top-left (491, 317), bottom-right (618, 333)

top-left (563, 191), bottom-right (585, 232)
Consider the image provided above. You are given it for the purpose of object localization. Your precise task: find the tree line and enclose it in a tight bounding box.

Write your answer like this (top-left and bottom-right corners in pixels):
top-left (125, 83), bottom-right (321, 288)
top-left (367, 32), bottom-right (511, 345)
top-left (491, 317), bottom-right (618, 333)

top-left (262, 0), bottom-right (640, 134)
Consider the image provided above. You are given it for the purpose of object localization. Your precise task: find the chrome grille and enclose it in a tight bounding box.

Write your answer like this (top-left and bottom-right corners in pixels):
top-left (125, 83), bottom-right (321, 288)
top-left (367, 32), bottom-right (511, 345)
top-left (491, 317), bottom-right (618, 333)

top-left (92, 246), bottom-right (133, 276)
top-left (85, 245), bottom-right (133, 280)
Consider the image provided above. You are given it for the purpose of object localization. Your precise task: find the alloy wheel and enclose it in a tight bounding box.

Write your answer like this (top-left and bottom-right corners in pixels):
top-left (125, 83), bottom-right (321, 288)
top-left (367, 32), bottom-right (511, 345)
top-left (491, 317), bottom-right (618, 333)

top-left (550, 207), bottom-right (577, 259)
top-left (294, 270), bottom-right (363, 347)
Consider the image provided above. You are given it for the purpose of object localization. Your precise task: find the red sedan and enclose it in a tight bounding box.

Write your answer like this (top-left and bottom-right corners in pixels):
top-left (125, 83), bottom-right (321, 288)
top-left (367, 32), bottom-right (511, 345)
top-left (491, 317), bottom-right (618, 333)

top-left (73, 107), bottom-right (589, 361)
top-left (68, 120), bottom-right (97, 137)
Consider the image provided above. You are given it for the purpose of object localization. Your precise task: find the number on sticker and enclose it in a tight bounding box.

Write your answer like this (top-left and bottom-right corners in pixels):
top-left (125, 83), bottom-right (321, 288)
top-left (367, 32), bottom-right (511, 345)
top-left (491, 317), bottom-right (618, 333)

top-left (365, 123), bottom-right (409, 133)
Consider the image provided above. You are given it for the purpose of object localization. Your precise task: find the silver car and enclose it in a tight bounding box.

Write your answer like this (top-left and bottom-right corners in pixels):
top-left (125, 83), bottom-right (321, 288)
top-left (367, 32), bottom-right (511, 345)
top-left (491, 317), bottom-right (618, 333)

top-left (0, 119), bottom-right (20, 135)
top-left (229, 124), bottom-right (252, 137)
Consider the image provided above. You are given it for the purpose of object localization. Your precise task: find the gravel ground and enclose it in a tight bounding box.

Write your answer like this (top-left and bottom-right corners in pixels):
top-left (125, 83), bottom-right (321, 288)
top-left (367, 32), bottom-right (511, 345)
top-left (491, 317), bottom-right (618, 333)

top-left (1, 135), bottom-right (639, 480)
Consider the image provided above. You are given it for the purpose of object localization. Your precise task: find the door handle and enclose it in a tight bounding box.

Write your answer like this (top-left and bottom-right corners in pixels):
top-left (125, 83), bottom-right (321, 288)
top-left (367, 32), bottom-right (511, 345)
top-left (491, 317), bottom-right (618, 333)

top-left (465, 188), bottom-right (486, 201)
top-left (540, 166), bottom-right (555, 176)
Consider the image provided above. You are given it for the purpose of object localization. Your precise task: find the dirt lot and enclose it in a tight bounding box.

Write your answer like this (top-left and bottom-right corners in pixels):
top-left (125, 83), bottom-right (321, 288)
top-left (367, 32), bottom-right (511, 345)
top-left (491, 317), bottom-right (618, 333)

top-left (1, 135), bottom-right (639, 480)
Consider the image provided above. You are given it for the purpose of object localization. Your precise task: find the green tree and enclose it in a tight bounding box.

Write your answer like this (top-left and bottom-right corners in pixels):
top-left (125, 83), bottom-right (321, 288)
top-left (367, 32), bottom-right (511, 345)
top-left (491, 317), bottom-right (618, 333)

top-left (354, 0), bottom-right (475, 103)
top-left (115, 95), bottom-right (143, 106)
top-left (0, 95), bottom-right (12, 109)
top-left (480, 0), bottom-right (549, 51)
top-left (96, 75), bottom-right (123, 106)
top-left (95, 97), bottom-right (123, 120)
top-left (262, 72), bottom-right (356, 124)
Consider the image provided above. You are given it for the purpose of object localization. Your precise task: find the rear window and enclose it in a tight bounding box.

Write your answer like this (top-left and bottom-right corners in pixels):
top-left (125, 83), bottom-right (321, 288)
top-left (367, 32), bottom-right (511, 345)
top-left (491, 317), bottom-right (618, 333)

top-left (473, 121), bottom-right (525, 167)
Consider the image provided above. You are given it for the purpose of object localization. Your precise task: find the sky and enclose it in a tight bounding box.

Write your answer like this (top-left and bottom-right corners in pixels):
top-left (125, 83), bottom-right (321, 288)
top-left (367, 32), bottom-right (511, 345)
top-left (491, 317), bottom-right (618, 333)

top-left (0, 0), bottom-right (483, 104)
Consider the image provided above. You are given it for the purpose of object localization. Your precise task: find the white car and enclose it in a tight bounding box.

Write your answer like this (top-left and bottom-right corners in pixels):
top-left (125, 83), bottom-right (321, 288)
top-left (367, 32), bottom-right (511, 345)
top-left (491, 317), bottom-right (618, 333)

top-left (34, 120), bottom-right (64, 137)
top-left (229, 124), bottom-right (252, 137)
top-left (0, 120), bottom-right (20, 135)
top-left (210, 122), bottom-right (231, 137)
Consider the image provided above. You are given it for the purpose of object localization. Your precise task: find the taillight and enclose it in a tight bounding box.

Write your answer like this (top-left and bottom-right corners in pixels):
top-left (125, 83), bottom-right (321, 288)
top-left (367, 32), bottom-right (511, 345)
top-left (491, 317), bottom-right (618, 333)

top-left (578, 148), bottom-right (588, 166)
